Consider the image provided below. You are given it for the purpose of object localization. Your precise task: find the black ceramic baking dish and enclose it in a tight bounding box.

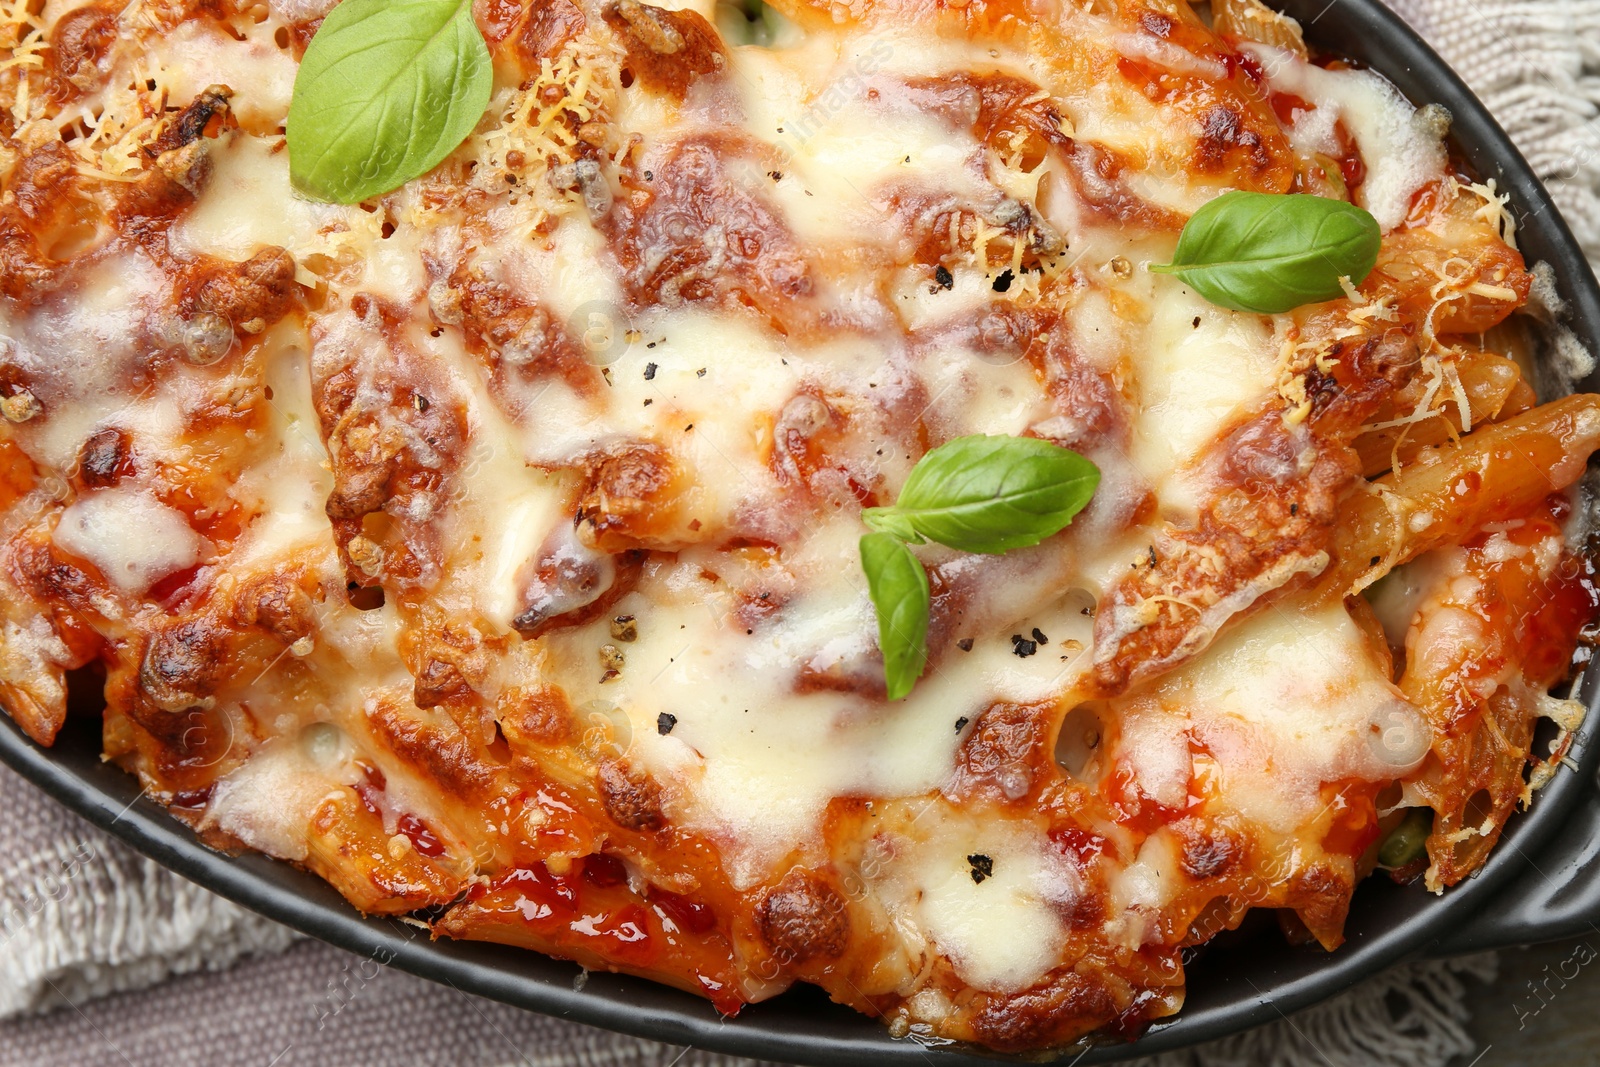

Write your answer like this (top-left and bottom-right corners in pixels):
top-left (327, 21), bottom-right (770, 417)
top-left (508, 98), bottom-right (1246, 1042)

top-left (4, 0), bottom-right (1600, 1062)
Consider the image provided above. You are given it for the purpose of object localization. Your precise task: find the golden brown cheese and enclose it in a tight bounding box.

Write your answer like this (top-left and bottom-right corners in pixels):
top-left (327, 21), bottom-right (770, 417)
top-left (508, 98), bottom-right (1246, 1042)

top-left (0, 0), bottom-right (1595, 1052)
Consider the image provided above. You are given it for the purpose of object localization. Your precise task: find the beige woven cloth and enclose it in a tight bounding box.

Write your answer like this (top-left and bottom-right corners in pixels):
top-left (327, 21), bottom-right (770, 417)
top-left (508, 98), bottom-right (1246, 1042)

top-left (2, 0), bottom-right (1598, 1063)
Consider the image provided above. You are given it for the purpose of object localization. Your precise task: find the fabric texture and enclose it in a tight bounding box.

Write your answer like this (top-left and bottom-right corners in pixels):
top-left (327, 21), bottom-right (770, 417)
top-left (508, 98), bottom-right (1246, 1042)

top-left (2, 0), bottom-right (1597, 1063)
top-left (1389, 0), bottom-right (1600, 263)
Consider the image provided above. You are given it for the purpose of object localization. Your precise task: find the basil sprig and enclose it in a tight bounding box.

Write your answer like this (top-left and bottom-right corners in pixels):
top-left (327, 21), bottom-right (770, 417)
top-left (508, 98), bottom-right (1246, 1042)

top-left (864, 435), bottom-right (1101, 553)
top-left (859, 533), bottom-right (931, 701)
top-left (1150, 191), bottom-right (1381, 314)
top-left (287, 0), bottom-right (493, 204)
top-left (859, 435), bottom-right (1100, 699)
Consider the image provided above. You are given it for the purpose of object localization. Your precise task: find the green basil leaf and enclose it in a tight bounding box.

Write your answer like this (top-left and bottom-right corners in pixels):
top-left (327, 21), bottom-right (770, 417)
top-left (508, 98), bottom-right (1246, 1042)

top-left (860, 532), bottom-right (930, 701)
top-left (1150, 190), bottom-right (1381, 314)
top-left (287, 0), bottom-right (493, 204)
top-left (863, 435), bottom-right (1100, 554)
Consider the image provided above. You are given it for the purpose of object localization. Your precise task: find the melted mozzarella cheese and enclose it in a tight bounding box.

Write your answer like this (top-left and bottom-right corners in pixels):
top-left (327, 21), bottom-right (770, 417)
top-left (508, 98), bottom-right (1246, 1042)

top-left (169, 133), bottom-right (374, 279)
top-left (1125, 602), bottom-right (1430, 834)
top-left (1105, 831), bottom-right (1183, 948)
top-left (919, 339), bottom-right (1053, 440)
top-left (1, 253), bottom-right (180, 471)
top-left (1243, 44), bottom-right (1447, 231)
top-left (52, 488), bottom-right (207, 595)
top-left (1120, 282), bottom-right (1280, 515)
top-left (1365, 555), bottom-right (1444, 648)
top-left (873, 809), bottom-right (1080, 993)
top-left (140, 20), bottom-right (298, 128)
top-left (540, 541), bottom-right (1099, 885)
top-left (731, 44), bottom-right (993, 255)
top-left (153, 10), bottom-right (1446, 929)
top-left (229, 326), bottom-right (338, 568)
top-left (204, 724), bottom-right (362, 860)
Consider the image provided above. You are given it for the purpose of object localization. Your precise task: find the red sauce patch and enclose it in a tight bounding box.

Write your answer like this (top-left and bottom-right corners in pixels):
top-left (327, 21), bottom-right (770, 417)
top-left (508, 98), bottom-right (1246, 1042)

top-left (649, 886), bottom-right (718, 934)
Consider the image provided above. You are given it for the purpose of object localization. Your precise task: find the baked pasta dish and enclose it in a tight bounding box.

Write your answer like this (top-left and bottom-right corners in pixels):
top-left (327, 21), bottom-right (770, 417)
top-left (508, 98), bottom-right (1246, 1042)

top-left (1, 0), bottom-right (1597, 1050)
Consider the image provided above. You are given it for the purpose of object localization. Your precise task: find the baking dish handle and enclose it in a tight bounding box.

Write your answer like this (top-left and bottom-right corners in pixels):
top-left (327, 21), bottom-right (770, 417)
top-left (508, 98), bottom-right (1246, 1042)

top-left (1427, 780), bottom-right (1600, 956)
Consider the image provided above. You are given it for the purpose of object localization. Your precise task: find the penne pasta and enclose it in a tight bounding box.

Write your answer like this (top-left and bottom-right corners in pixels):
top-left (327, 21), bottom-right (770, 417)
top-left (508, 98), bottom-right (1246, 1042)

top-left (1323, 393), bottom-right (1600, 598)
top-left (303, 790), bottom-right (472, 915)
top-left (1210, 0), bottom-right (1308, 54)
top-left (1386, 499), bottom-right (1589, 889)
top-left (1354, 348), bottom-right (1533, 476)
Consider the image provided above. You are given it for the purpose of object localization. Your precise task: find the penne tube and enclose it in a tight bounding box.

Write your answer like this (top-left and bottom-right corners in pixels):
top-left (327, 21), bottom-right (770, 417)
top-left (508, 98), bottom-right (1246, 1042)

top-left (1211, 0), bottom-right (1307, 54)
top-left (303, 790), bottom-right (472, 915)
top-left (1370, 212), bottom-right (1530, 334)
top-left (1320, 393), bottom-right (1600, 598)
top-left (1481, 316), bottom-right (1542, 391)
top-left (1354, 349), bottom-right (1531, 476)
top-left (1386, 502), bottom-right (1584, 889)
top-left (1502, 378), bottom-right (1538, 419)
top-left (1418, 684), bottom-right (1538, 887)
